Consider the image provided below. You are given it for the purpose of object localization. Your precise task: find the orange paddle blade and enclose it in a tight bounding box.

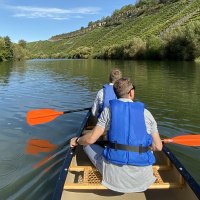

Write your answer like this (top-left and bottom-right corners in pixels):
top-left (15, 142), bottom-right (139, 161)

top-left (25, 139), bottom-right (57, 155)
top-left (27, 109), bottom-right (63, 126)
top-left (163, 135), bottom-right (200, 146)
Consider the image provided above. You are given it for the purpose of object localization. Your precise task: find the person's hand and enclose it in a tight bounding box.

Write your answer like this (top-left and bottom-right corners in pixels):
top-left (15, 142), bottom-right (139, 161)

top-left (70, 137), bottom-right (78, 148)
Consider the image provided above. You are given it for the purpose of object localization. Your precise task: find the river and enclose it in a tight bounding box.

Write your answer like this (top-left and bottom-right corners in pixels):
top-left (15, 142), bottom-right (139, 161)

top-left (0, 59), bottom-right (199, 200)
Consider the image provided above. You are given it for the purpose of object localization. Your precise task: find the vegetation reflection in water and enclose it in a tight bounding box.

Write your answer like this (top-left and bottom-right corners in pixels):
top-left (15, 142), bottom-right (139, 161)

top-left (0, 59), bottom-right (199, 199)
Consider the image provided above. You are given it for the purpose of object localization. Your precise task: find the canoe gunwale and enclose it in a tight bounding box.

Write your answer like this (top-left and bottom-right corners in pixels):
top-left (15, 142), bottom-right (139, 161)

top-left (163, 145), bottom-right (200, 199)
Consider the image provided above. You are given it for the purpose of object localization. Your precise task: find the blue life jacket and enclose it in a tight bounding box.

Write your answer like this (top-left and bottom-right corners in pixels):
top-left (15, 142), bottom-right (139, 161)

top-left (103, 99), bottom-right (155, 166)
top-left (98, 84), bottom-right (116, 115)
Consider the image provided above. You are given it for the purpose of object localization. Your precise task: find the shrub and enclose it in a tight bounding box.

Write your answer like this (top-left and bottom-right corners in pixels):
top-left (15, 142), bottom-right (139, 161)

top-left (145, 35), bottom-right (164, 59)
top-left (69, 46), bottom-right (93, 59)
top-left (123, 38), bottom-right (146, 59)
top-left (163, 23), bottom-right (200, 61)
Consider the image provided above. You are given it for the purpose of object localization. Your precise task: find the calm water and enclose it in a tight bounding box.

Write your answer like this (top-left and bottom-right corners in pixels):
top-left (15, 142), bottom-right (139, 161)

top-left (0, 59), bottom-right (200, 200)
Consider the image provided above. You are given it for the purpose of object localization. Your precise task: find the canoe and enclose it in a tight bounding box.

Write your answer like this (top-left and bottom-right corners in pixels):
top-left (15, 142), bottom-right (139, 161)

top-left (53, 110), bottom-right (200, 200)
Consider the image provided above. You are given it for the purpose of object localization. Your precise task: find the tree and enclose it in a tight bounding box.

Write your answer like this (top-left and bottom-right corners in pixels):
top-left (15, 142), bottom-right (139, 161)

top-left (164, 32), bottom-right (196, 60)
top-left (123, 38), bottom-right (146, 59)
top-left (4, 36), bottom-right (13, 60)
top-left (18, 39), bottom-right (27, 48)
top-left (145, 36), bottom-right (164, 59)
top-left (88, 21), bottom-right (93, 27)
top-left (0, 37), bottom-right (6, 61)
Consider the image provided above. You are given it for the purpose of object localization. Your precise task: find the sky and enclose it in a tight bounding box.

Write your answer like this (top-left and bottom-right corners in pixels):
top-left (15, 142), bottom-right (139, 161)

top-left (0, 0), bottom-right (136, 43)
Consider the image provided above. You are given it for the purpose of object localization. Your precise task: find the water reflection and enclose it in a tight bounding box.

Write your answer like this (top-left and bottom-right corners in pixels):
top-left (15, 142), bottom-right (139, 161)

top-left (26, 139), bottom-right (57, 155)
top-left (0, 61), bottom-right (13, 85)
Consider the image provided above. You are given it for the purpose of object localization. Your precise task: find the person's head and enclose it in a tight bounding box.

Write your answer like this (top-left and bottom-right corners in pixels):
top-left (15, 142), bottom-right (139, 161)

top-left (109, 68), bottom-right (122, 84)
top-left (113, 77), bottom-right (135, 100)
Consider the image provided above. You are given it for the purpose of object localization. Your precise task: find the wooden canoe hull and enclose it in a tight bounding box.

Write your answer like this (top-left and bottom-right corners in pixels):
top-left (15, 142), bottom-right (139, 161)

top-left (53, 112), bottom-right (200, 200)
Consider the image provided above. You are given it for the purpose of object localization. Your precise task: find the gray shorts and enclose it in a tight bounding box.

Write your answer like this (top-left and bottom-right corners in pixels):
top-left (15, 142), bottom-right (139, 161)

top-left (83, 144), bottom-right (104, 174)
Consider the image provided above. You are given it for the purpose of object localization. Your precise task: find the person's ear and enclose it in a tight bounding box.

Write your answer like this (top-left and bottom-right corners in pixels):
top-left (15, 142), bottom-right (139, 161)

top-left (130, 89), bottom-right (135, 100)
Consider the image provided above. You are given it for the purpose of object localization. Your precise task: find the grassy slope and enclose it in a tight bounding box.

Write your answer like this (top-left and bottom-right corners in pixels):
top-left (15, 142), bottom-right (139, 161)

top-left (27, 0), bottom-right (200, 56)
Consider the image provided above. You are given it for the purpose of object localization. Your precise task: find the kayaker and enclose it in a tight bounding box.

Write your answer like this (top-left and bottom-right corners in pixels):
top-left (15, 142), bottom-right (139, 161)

top-left (70, 77), bottom-right (163, 193)
top-left (91, 68), bottom-right (122, 118)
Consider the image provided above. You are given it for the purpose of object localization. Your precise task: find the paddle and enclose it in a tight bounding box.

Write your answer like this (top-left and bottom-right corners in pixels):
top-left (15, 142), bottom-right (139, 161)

top-left (25, 138), bottom-right (59, 170)
top-left (163, 135), bottom-right (200, 146)
top-left (26, 107), bottom-right (91, 126)
top-left (25, 139), bottom-right (58, 155)
top-left (95, 135), bottom-right (200, 147)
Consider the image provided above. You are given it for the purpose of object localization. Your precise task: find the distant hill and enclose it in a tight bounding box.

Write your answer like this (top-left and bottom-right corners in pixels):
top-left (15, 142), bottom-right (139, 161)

top-left (27, 0), bottom-right (200, 60)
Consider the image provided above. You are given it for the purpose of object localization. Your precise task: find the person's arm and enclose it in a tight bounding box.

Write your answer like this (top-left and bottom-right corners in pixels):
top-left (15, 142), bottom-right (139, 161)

top-left (70, 106), bottom-right (110, 148)
top-left (91, 89), bottom-right (103, 117)
top-left (70, 125), bottom-right (105, 147)
top-left (151, 132), bottom-right (163, 151)
top-left (144, 109), bottom-right (162, 151)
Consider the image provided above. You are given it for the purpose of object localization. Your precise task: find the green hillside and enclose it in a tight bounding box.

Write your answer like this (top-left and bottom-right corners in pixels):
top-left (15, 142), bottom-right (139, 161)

top-left (27, 0), bottom-right (200, 60)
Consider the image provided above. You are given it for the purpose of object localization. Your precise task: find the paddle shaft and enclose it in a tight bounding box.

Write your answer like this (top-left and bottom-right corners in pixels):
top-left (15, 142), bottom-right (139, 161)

top-left (63, 107), bottom-right (91, 114)
top-left (96, 134), bottom-right (200, 148)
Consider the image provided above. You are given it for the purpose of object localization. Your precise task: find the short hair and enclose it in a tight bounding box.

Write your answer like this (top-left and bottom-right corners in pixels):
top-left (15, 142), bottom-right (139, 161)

top-left (114, 77), bottom-right (135, 98)
top-left (109, 68), bottom-right (122, 83)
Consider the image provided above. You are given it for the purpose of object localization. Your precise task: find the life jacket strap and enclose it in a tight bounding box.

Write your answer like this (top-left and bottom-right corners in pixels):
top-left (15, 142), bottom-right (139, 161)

top-left (109, 142), bottom-right (150, 153)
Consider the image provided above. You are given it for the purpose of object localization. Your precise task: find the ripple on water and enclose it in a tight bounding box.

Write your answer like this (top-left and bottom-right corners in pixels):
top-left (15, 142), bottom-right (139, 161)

top-left (0, 161), bottom-right (17, 177)
top-left (0, 160), bottom-right (18, 189)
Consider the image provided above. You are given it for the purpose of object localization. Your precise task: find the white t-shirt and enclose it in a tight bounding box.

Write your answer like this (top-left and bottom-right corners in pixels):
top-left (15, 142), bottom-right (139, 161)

top-left (91, 83), bottom-right (114, 117)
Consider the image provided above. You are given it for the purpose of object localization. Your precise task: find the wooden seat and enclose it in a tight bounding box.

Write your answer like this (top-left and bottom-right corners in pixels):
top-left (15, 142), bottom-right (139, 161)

top-left (64, 165), bottom-right (184, 190)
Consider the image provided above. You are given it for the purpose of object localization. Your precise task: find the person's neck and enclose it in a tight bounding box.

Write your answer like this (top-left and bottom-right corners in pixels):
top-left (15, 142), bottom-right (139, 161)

top-left (120, 95), bottom-right (133, 100)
